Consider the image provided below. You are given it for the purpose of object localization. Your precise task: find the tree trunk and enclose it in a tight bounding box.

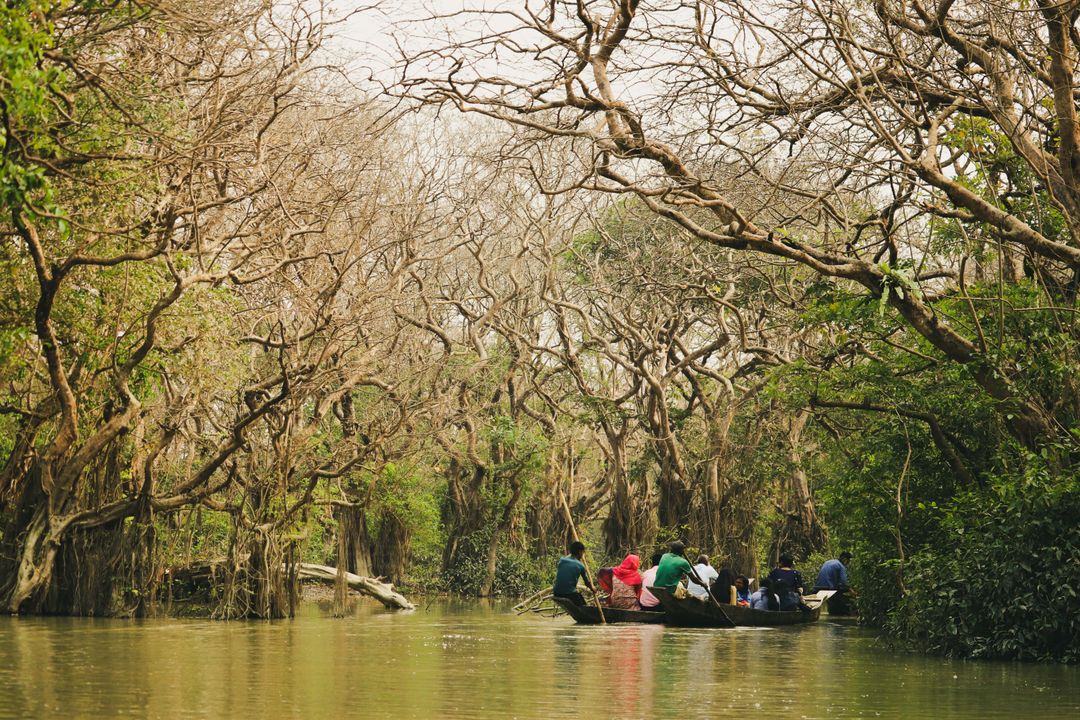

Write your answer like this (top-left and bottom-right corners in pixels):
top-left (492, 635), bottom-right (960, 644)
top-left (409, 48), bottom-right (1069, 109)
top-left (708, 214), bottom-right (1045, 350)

top-left (642, 380), bottom-right (693, 534)
top-left (696, 398), bottom-right (759, 576)
top-left (43, 519), bottom-right (126, 616)
top-left (770, 409), bottom-right (828, 563)
top-left (600, 421), bottom-right (651, 554)
top-left (335, 504), bottom-right (374, 577)
top-left (372, 509), bottom-right (410, 585)
top-left (250, 530), bottom-right (290, 620)
top-left (441, 459), bottom-right (486, 573)
top-left (4, 498), bottom-right (59, 613)
top-left (479, 470), bottom-right (526, 597)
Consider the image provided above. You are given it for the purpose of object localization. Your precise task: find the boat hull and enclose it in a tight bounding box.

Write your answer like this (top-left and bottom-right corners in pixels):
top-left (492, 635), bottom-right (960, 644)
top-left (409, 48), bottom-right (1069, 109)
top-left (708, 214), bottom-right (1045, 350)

top-left (552, 597), bottom-right (667, 624)
top-left (715, 602), bottom-right (821, 627)
top-left (648, 587), bottom-right (735, 628)
top-left (824, 593), bottom-right (856, 617)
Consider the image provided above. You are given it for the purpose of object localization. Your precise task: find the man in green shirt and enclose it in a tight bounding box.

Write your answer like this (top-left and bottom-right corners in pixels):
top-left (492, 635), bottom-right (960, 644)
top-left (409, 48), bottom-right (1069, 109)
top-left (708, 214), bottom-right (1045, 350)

top-left (653, 541), bottom-right (711, 593)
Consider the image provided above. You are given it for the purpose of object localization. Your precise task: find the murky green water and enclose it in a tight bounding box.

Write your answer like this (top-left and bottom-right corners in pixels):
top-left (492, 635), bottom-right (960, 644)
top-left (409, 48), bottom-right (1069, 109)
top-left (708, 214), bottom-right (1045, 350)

top-left (1, 599), bottom-right (1077, 719)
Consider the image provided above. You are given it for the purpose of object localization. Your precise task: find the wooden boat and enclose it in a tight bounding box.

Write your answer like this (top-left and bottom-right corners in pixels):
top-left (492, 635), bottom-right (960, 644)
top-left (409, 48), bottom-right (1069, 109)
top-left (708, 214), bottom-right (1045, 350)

top-left (552, 596), bottom-right (667, 624)
top-left (715, 601), bottom-right (821, 627)
top-left (648, 587), bottom-right (735, 628)
top-left (651, 586), bottom-right (824, 627)
top-left (823, 593), bottom-right (856, 617)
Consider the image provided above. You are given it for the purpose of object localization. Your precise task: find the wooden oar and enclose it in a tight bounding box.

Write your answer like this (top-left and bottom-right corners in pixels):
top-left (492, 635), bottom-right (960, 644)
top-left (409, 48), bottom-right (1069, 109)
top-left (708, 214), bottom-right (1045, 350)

top-left (557, 487), bottom-right (606, 624)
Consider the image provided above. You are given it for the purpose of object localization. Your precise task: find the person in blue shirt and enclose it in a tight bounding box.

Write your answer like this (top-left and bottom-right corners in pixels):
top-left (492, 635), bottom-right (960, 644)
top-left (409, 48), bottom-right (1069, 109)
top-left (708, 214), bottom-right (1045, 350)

top-left (734, 575), bottom-right (752, 605)
top-left (813, 551), bottom-right (855, 615)
top-left (814, 552), bottom-right (852, 591)
top-left (749, 579), bottom-right (778, 611)
top-left (553, 541), bottom-right (595, 606)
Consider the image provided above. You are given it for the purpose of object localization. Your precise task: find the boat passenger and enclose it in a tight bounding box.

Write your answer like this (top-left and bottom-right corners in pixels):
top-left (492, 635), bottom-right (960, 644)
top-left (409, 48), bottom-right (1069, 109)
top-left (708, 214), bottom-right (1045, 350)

top-left (709, 566), bottom-right (736, 604)
top-left (687, 554), bottom-right (719, 600)
top-left (609, 554), bottom-right (643, 610)
top-left (638, 553), bottom-right (665, 611)
top-left (734, 575), bottom-right (751, 606)
top-left (750, 579), bottom-right (778, 611)
top-left (553, 541), bottom-right (596, 606)
top-left (596, 567), bottom-right (614, 604)
top-left (772, 579), bottom-right (800, 611)
top-left (653, 541), bottom-right (711, 594)
top-left (812, 551), bottom-right (855, 615)
top-left (766, 554), bottom-right (806, 610)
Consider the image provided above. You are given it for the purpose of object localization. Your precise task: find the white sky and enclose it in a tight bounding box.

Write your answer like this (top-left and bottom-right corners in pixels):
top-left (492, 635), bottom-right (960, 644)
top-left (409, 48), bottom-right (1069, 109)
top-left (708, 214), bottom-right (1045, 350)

top-left (323, 1), bottom-right (518, 84)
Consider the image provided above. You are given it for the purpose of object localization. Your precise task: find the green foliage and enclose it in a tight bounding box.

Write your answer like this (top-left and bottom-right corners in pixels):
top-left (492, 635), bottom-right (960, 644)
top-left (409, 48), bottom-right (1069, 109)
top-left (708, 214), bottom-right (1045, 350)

top-left (374, 462), bottom-right (444, 557)
top-left (887, 466), bottom-right (1080, 661)
top-left (437, 529), bottom-right (554, 596)
top-left (785, 260), bottom-right (1080, 658)
top-left (1, 1), bottom-right (66, 212)
top-left (655, 523), bottom-right (691, 548)
top-left (939, 116), bottom-right (1067, 245)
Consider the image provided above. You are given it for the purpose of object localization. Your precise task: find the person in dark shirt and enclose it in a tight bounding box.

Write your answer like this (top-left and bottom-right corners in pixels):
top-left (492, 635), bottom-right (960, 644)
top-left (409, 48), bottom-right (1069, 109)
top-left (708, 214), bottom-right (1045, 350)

top-left (709, 567), bottom-right (736, 604)
top-left (553, 541), bottom-right (595, 606)
top-left (766, 554), bottom-right (806, 611)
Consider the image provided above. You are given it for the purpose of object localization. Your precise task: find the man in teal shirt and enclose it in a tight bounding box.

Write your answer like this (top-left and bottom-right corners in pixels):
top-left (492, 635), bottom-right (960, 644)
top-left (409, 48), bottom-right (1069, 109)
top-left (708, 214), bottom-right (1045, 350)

top-left (553, 541), bottom-right (595, 606)
top-left (653, 541), bottom-right (711, 593)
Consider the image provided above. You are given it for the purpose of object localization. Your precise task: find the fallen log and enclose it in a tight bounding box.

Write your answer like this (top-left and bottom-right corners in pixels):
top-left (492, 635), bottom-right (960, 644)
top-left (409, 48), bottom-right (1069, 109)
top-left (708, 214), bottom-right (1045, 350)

top-left (296, 563), bottom-right (414, 610)
top-left (513, 586), bottom-right (552, 613)
top-left (168, 559), bottom-right (415, 611)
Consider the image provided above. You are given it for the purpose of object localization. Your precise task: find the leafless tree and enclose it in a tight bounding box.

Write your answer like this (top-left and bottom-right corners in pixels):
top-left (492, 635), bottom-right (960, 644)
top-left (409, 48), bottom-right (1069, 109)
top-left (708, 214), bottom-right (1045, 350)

top-left (401, 0), bottom-right (1080, 453)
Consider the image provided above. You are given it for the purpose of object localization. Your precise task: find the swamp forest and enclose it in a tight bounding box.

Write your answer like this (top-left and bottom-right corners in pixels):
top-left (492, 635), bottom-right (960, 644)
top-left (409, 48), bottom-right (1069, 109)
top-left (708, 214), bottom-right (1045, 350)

top-left (1, 0), bottom-right (1080, 679)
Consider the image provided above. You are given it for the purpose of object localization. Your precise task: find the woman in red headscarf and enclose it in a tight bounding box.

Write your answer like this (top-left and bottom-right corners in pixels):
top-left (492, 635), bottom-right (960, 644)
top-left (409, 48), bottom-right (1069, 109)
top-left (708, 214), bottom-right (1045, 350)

top-left (609, 554), bottom-right (643, 610)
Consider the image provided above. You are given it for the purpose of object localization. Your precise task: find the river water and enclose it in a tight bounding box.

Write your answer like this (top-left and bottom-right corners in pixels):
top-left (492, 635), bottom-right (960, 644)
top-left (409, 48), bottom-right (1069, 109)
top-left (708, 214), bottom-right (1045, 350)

top-left (1, 599), bottom-right (1077, 719)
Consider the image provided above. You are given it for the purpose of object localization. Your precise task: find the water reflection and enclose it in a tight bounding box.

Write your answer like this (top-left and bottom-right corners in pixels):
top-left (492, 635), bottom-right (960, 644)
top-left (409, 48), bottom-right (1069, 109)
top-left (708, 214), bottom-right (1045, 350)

top-left (0, 602), bottom-right (1077, 719)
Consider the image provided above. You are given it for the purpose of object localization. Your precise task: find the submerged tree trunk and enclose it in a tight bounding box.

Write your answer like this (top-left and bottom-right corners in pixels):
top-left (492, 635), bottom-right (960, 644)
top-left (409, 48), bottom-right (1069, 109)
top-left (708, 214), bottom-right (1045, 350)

top-left (333, 503), bottom-right (374, 616)
top-left (0, 466), bottom-right (51, 612)
top-left (641, 376), bottom-right (693, 535)
top-left (525, 452), bottom-right (566, 558)
top-left (216, 525), bottom-right (295, 620)
top-left (42, 520), bottom-right (125, 616)
top-left (479, 469), bottom-right (526, 597)
top-left (249, 530), bottom-right (290, 620)
top-left (441, 457), bottom-right (487, 574)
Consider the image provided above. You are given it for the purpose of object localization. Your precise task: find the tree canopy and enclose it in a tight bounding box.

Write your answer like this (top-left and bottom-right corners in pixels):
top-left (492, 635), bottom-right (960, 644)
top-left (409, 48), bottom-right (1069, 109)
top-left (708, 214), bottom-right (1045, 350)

top-left (1, 0), bottom-right (1078, 660)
